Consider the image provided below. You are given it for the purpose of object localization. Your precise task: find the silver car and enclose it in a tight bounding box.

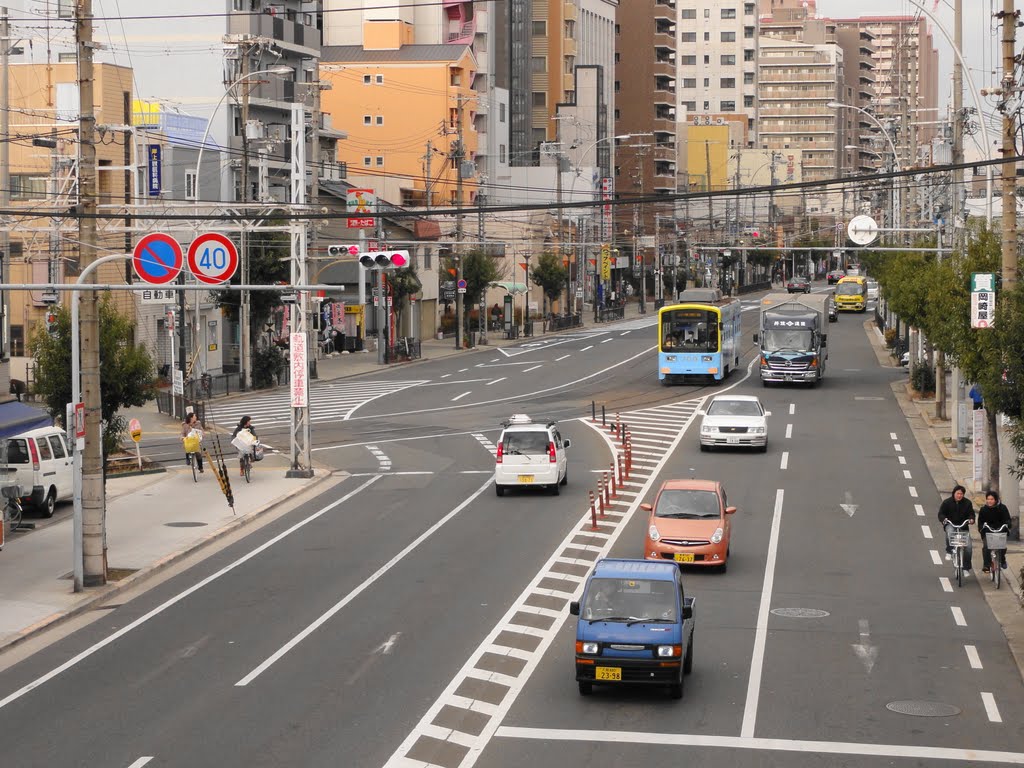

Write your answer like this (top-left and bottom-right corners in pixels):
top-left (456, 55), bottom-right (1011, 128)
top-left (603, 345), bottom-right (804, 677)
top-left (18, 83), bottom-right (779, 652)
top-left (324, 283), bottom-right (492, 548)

top-left (698, 395), bottom-right (771, 453)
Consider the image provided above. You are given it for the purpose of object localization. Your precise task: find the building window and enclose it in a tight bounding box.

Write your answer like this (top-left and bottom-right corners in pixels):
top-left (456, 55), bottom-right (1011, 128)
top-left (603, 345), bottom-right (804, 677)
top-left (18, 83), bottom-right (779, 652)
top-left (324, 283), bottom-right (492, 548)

top-left (704, 55), bottom-right (710, 64)
top-left (681, 55), bottom-right (696, 65)
top-left (744, 2), bottom-right (755, 13)
top-left (499, 144), bottom-right (506, 163)
top-left (721, 54), bottom-right (736, 65)
top-left (681, 32), bottom-right (696, 42)
top-left (721, 78), bottom-right (735, 88)
top-left (532, 91), bottom-right (546, 107)
top-left (10, 175), bottom-right (46, 199)
top-left (376, 156), bottom-right (384, 166)
top-left (744, 49), bottom-right (755, 61)
top-left (58, 52), bottom-right (77, 63)
top-left (721, 31), bottom-right (736, 42)
top-left (532, 20), bottom-right (546, 35)
top-left (185, 170), bottom-right (197, 200)
top-left (744, 71), bottom-right (755, 84)
top-left (531, 56), bottom-right (546, 73)
top-left (704, 8), bottom-right (710, 17)
top-left (363, 74), bottom-right (371, 84)
top-left (363, 156), bottom-right (371, 166)
top-left (363, 115), bottom-right (371, 125)
top-left (499, 103), bottom-right (506, 122)
top-left (703, 31), bottom-right (709, 41)
top-left (683, 78), bottom-right (696, 88)
top-left (721, 8), bottom-right (736, 19)
top-left (681, 8), bottom-right (696, 18)
top-left (744, 95), bottom-right (754, 107)
top-left (721, 100), bottom-right (736, 112)
top-left (744, 26), bottom-right (755, 39)
top-left (10, 325), bottom-right (23, 357)
top-left (614, 108), bottom-right (620, 119)
top-left (376, 74), bottom-right (384, 84)
top-left (682, 101), bottom-right (697, 111)
top-left (376, 115), bottom-right (384, 125)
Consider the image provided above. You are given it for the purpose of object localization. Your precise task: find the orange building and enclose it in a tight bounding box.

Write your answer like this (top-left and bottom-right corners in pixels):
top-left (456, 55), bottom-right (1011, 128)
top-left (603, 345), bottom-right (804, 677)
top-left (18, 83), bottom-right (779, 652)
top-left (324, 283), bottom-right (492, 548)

top-left (320, 20), bottom-right (479, 207)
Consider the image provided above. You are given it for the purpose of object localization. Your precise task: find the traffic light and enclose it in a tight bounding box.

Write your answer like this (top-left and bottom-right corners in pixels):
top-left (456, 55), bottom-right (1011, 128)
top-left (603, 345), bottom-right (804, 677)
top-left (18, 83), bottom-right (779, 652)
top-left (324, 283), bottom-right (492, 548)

top-left (358, 250), bottom-right (410, 269)
top-left (328, 244), bottom-right (360, 258)
top-left (45, 310), bottom-right (58, 334)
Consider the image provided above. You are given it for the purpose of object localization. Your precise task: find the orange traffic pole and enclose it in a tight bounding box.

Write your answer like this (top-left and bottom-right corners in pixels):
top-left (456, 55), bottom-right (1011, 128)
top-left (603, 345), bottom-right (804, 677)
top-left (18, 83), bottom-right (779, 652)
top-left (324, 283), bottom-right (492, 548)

top-left (598, 480), bottom-right (606, 517)
top-left (609, 461), bottom-right (618, 498)
top-left (589, 491), bottom-right (597, 530)
top-left (619, 453), bottom-right (626, 482)
top-left (602, 471), bottom-right (610, 507)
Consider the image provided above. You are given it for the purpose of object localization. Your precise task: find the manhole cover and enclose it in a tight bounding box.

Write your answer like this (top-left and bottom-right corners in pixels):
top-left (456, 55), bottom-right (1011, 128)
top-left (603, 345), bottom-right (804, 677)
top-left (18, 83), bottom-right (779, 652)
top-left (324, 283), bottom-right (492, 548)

top-left (771, 608), bottom-right (830, 618)
top-left (886, 701), bottom-right (961, 717)
top-left (164, 521), bottom-right (208, 528)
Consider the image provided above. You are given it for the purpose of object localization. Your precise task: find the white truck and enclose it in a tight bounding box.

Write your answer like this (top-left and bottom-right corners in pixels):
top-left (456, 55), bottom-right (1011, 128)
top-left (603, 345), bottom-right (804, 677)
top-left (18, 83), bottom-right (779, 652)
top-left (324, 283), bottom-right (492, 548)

top-left (753, 292), bottom-right (834, 387)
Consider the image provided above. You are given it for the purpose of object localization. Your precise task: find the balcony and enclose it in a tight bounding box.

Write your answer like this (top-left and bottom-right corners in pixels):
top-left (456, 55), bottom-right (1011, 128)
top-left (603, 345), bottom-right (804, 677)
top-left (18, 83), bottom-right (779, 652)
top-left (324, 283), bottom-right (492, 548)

top-left (447, 20), bottom-right (476, 43)
top-left (564, 2), bottom-right (578, 21)
top-left (652, 59), bottom-right (675, 78)
top-left (654, 0), bottom-right (675, 21)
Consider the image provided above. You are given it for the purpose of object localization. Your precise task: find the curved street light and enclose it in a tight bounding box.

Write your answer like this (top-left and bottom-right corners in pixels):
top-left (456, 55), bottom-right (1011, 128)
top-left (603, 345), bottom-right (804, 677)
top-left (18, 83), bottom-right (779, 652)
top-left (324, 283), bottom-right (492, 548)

top-left (829, 101), bottom-right (902, 233)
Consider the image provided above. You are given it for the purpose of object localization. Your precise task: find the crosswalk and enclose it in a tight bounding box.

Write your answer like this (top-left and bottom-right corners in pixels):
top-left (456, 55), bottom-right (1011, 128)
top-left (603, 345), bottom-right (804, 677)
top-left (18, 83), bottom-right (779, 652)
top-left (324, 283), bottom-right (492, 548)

top-left (204, 378), bottom-right (428, 429)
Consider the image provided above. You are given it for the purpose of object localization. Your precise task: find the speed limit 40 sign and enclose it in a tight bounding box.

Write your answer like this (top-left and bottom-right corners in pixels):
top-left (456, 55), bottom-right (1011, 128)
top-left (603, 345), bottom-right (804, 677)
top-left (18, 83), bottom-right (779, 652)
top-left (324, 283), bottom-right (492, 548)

top-left (187, 232), bottom-right (239, 285)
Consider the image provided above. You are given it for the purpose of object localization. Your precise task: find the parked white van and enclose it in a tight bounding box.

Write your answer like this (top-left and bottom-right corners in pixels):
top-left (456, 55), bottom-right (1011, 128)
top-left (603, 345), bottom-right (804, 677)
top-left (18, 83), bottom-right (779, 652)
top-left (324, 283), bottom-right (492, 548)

top-left (2, 426), bottom-right (73, 517)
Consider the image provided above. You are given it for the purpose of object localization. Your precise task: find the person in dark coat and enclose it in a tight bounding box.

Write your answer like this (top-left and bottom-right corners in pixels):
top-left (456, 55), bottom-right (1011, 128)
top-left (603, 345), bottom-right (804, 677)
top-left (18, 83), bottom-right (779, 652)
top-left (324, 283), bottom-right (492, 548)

top-left (937, 484), bottom-right (975, 572)
top-left (978, 490), bottom-right (1012, 572)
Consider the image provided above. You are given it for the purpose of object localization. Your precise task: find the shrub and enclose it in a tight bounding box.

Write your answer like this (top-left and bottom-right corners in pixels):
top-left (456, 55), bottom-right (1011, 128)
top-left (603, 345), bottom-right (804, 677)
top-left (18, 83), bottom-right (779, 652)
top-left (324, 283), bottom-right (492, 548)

top-left (884, 328), bottom-right (898, 348)
top-left (252, 345), bottom-right (286, 389)
top-left (911, 362), bottom-right (935, 395)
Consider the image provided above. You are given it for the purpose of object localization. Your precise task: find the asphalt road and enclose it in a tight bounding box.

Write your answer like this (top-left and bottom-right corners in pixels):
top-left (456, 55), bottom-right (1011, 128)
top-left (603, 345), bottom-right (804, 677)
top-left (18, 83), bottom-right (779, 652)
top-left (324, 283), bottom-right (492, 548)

top-left (2, 295), bottom-right (1023, 767)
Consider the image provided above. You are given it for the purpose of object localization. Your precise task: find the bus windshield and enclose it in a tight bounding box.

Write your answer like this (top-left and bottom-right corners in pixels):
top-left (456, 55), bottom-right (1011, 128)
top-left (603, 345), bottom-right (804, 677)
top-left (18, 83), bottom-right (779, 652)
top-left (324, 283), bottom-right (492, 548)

top-left (661, 308), bottom-right (719, 352)
top-left (836, 282), bottom-right (865, 296)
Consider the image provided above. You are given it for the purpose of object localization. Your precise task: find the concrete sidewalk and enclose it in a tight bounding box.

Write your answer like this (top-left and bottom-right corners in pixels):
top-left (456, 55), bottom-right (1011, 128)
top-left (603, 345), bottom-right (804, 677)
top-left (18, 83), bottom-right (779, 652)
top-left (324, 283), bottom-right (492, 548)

top-left (0, 302), bottom-right (650, 652)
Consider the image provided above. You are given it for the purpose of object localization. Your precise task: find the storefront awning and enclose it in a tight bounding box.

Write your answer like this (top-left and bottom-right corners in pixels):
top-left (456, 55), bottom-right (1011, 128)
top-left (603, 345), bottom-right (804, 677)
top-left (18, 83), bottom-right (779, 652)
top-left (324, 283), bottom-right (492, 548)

top-left (0, 400), bottom-right (53, 439)
top-left (491, 281), bottom-right (528, 295)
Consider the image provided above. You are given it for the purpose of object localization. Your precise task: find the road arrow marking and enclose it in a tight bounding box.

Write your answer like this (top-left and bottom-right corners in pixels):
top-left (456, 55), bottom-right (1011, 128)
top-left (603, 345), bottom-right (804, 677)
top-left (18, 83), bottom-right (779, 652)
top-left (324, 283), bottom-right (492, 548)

top-left (851, 619), bottom-right (879, 673)
top-left (841, 490), bottom-right (858, 517)
top-left (376, 632), bottom-right (401, 655)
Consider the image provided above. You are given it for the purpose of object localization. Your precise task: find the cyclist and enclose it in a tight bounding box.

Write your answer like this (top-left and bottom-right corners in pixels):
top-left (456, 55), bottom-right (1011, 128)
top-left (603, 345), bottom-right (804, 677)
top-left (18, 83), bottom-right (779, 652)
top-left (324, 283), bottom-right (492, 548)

top-left (232, 415), bottom-right (258, 476)
top-left (979, 490), bottom-right (1012, 573)
top-left (937, 484), bottom-right (975, 575)
top-left (181, 412), bottom-right (204, 474)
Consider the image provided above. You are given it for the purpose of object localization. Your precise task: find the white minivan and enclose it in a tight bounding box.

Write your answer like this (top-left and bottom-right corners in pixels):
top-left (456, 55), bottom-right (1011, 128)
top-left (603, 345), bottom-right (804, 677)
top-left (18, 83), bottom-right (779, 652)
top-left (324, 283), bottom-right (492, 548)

top-left (494, 414), bottom-right (571, 496)
top-left (2, 426), bottom-right (73, 517)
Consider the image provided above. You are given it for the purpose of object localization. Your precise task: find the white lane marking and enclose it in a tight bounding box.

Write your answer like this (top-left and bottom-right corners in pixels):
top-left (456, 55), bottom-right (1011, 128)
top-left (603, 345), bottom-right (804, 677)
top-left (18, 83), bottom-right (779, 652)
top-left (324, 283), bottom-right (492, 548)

top-left (619, 330), bottom-right (631, 336)
top-left (459, 368), bottom-right (469, 373)
top-left (966, 645), bottom-right (983, 669)
top-left (0, 476), bottom-right (381, 712)
top-left (982, 692), bottom-right (1003, 723)
top-left (741, 489), bottom-right (785, 739)
top-left (898, 456), bottom-right (907, 465)
top-left (237, 478), bottom-right (495, 687)
top-left (366, 445), bottom-right (392, 472)
top-left (441, 373), bottom-right (452, 379)
top-left (495, 727), bottom-right (1024, 763)
top-left (894, 443), bottom-right (902, 452)
top-left (915, 504), bottom-right (925, 516)
top-left (555, 354), bottom-right (571, 361)
top-left (451, 391), bottom-right (471, 402)
top-left (890, 432), bottom-right (898, 440)
top-left (940, 577), bottom-right (953, 592)
top-left (951, 606), bottom-right (967, 627)
top-left (921, 525), bottom-right (933, 540)
top-left (785, 424), bottom-right (793, 439)
top-left (486, 377), bottom-right (506, 386)
top-left (931, 550), bottom-right (942, 565)
top-left (903, 470), bottom-right (912, 479)
top-left (780, 452), bottom-right (789, 470)
top-left (909, 486), bottom-right (918, 498)
top-left (522, 365), bottom-right (542, 373)
top-left (789, 404), bottom-right (796, 415)
top-left (600, 338), bottom-right (613, 344)
top-left (580, 345), bottom-right (593, 351)
top-left (126, 760), bottom-right (153, 768)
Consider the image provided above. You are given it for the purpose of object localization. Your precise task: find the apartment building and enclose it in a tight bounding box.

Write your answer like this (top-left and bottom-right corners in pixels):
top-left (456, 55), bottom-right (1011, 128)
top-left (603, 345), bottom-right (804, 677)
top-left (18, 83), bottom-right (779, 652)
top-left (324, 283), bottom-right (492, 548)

top-left (834, 24), bottom-right (877, 174)
top-left (677, 0), bottom-right (759, 143)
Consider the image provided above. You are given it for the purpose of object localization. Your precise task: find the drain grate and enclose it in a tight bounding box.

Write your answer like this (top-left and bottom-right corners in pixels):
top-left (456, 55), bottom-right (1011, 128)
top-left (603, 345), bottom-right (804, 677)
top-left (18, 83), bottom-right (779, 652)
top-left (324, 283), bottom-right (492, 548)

top-left (164, 521), bottom-right (209, 528)
top-left (771, 608), bottom-right (830, 618)
top-left (886, 701), bottom-right (961, 717)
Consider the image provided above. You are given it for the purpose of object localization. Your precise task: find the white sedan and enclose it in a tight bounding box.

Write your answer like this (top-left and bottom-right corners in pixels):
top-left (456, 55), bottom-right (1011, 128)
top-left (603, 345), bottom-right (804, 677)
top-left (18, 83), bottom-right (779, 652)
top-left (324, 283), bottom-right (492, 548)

top-left (866, 280), bottom-right (879, 300)
top-left (698, 395), bottom-right (770, 452)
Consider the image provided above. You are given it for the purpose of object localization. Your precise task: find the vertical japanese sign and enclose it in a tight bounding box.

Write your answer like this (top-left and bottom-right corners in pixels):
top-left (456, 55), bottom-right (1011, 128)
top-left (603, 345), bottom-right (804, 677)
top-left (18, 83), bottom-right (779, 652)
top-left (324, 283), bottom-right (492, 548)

top-left (970, 272), bottom-right (996, 329)
top-left (973, 408), bottom-right (986, 485)
top-left (290, 332), bottom-right (308, 408)
top-left (146, 144), bottom-right (161, 196)
top-left (601, 178), bottom-right (613, 241)
top-left (600, 244), bottom-right (612, 281)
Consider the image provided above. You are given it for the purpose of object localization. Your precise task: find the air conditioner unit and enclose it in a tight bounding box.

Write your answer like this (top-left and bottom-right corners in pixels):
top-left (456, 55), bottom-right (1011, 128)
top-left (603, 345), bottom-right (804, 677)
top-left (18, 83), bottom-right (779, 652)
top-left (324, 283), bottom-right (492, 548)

top-left (245, 120), bottom-right (265, 141)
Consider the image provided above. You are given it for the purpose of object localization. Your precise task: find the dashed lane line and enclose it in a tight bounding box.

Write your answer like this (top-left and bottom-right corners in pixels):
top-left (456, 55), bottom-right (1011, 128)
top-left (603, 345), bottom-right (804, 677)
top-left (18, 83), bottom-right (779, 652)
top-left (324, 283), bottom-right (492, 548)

top-left (941, 577), bottom-right (954, 592)
top-left (982, 692), bottom-right (1003, 723)
top-left (921, 525), bottom-right (933, 540)
top-left (951, 606), bottom-right (967, 627)
top-left (966, 645), bottom-right (983, 669)
top-left (930, 550), bottom-right (942, 565)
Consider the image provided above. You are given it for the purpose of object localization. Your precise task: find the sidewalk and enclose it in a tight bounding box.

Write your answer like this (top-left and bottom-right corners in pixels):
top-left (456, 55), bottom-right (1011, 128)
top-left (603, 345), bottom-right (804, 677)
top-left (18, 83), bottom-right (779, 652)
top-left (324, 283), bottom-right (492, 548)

top-left (865, 320), bottom-right (1024, 674)
top-left (0, 302), bottom-right (649, 653)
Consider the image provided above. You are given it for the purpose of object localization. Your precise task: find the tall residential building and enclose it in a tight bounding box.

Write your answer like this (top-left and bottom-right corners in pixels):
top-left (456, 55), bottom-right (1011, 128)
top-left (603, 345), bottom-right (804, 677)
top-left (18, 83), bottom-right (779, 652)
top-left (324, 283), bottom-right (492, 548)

top-left (834, 16), bottom-right (939, 170)
top-left (834, 23), bottom-right (877, 175)
top-left (678, 0), bottom-right (760, 143)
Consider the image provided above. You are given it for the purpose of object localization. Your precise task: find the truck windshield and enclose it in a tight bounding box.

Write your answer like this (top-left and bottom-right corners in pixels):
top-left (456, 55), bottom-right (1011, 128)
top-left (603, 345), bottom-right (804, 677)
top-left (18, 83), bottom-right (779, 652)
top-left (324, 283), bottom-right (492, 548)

top-left (761, 328), bottom-right (813, 352)
top-left (582, 577), bottom-right (677, 622)
top-left (836, 282), bottom-right (865, 296)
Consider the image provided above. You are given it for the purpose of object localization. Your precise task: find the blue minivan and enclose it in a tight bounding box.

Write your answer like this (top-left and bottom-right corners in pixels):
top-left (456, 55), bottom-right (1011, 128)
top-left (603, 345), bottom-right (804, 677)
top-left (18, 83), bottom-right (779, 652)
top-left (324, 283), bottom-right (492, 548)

top-left (570, 558), bottom-right (696, 699)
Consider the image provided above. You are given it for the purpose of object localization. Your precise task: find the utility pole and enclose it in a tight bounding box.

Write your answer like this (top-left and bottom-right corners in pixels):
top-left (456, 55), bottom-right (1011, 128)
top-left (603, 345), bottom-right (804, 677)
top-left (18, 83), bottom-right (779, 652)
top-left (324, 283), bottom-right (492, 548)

top-left (705, 140), bottom-right (713, 242)
top-left (555, 146), bottom-right (566, 314)
top-left (239, 47), bottom-right (252, 390)
top-left (1, 6), bottom-right (10, 364)
top-left (76, 0), bottom-right (105, 588)
top-left (454, 98), bottom-right (465, 350)
top-left (949, 0), bottom-right (965, 440)
top-left (768, 152), bottom-right (777, 248)
top-left (424, 139), bottom-right (433, 207)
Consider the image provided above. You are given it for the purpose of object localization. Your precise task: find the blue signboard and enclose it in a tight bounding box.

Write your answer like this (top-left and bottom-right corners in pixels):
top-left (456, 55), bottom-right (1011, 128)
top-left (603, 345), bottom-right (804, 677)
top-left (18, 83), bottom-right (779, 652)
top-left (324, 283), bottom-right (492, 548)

top-left (146, 144), bottom-right (161, 196)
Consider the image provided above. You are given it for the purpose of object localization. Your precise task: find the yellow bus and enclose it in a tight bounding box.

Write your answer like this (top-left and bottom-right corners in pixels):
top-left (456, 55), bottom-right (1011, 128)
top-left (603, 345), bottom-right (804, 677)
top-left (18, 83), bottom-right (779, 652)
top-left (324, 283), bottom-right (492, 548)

top-left (835, 276), bottom-right (867, 313)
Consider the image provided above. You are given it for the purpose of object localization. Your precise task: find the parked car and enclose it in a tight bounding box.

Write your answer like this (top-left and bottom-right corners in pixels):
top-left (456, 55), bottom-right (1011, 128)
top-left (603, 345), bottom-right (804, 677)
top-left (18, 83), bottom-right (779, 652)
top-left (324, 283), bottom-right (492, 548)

top-left (641, 479), bottom-right (736, 571)
top-left (1, 426), bottom-right (73, 517)
top-left (494, 414), bottom-right (570, 496)
top-left (698, 394), bottom-right (770, 451)
top-left (866, 280), bottom-right (879, 300)
top-left (826, 270), bottom-right (845, 285)
top-left (786, 276), bottom-right (811, 293)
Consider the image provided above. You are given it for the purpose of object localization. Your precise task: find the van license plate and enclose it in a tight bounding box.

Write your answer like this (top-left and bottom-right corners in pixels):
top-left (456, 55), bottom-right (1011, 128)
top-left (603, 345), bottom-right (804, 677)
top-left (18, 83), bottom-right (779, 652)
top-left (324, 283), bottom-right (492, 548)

top-left (517, 475), bottom-right (534, 483)
top-left (674, 553), bottom-right (695, 563)
top-left (595, 667), bottom-right (621, 681)
top-left (727, 437), bottom-right (739, 444)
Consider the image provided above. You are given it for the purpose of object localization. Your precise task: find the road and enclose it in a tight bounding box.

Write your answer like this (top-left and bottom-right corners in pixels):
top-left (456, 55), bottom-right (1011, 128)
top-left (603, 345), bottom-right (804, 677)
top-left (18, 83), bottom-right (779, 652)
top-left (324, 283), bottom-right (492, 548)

top-left (1, 293), bottom-right (1022, 767)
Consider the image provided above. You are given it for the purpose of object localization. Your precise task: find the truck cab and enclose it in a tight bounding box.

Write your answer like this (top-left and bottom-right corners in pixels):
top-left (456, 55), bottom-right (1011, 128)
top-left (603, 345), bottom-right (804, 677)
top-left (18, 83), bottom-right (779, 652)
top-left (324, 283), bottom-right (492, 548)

top-left (570, 559), bottom-right (695, 699)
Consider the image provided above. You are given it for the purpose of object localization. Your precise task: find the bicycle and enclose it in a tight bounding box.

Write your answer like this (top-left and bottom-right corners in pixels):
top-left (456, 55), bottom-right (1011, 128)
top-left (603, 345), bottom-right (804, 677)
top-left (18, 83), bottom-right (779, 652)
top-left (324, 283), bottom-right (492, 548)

top-left (982, 523), bottom-right (1009, 590)
top-left (945, 520), bottom-right (971, 588)
top-left (240, 449), bottom-right (252, 484)
top-left (183, 431), bottom-right (203, 483)
top-left (2, 485), bottom-right (23, 535)
top-left (185, 450), bottom-right (200, 483)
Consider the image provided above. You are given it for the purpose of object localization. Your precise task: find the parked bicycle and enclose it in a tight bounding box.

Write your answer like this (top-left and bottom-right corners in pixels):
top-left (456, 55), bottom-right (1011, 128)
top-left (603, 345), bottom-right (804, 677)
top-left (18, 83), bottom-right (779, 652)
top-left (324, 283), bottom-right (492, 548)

top-left (982, 523), bottom-right (1009, 590)
top-left (946, 519), bottom-right (971, 588)
top-left (2, 484), bottom-right (23, 535)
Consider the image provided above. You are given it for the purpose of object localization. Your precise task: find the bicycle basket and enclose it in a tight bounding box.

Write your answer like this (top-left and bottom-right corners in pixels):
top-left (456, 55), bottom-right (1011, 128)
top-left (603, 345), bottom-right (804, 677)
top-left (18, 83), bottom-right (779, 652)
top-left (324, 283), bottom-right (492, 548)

top-left (985, 531), bottom-right (1008, 550)
top-left (1, 484), bottom-right (20, 500)
top-left (947, 529), bottom-right (970, 547)
top-left (183, 435), bottom-right (201, 453)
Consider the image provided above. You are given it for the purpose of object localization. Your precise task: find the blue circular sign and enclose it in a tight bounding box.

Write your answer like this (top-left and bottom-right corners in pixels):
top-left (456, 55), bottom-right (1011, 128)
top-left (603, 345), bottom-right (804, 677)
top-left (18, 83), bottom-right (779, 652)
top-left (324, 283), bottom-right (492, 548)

top-left (133, 232), bottom-right (183, 285)
top-left (457, 279), bottom-right (468, 289)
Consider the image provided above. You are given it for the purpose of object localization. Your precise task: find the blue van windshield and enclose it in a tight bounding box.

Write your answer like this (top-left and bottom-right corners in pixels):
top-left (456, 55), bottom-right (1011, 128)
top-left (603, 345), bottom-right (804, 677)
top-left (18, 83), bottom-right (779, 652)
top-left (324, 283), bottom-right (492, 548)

top-left (582, 577), bottom-right (676, 622)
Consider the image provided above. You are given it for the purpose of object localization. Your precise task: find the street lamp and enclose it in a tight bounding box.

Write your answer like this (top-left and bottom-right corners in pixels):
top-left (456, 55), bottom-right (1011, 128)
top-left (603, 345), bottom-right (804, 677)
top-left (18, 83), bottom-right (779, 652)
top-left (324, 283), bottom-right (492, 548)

top-left (193, 65), bottom-right (292, 392)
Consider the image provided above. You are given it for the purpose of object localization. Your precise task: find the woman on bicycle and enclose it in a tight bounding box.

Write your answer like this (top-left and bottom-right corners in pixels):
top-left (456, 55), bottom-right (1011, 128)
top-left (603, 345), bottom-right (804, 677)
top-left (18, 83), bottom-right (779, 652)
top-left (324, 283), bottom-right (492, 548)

top-left (979, 490), bottom-right (1011, 573)
top-left (938, 484), bottom-right (975, 573)
top-left (232, 415), bottom-right (257, 476)
top-left (181, 412), bottom-right (204, 473)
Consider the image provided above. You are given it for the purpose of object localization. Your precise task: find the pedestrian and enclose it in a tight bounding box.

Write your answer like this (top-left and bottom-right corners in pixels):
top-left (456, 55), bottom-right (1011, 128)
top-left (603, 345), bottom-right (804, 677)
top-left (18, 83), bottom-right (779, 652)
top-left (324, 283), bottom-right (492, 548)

top-left (232, 415), bottom-right (258, 476)
top-left (969, 383), bottom-right (984, 410)
top-left (181, 412), bottom-right (204, 473)
top-left (333, 325), bottom-right (346, 354)
top-left (978, 490), bottom-right (1012, 573)
top-left (937, 484), bottom-right (975, 574)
